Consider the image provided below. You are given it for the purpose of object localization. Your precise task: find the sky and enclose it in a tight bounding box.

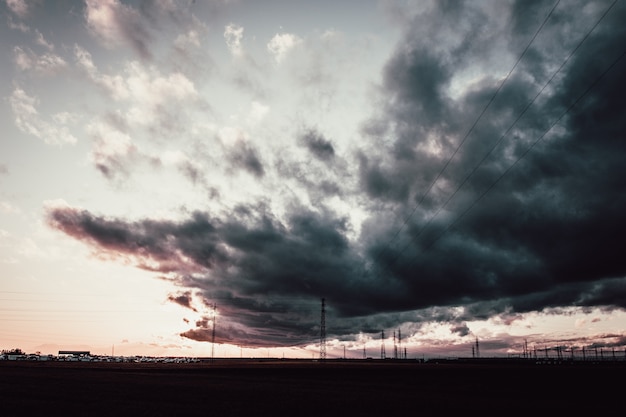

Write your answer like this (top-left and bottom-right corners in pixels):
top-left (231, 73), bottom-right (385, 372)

top-left (1, 0), bottom-right (625, 360)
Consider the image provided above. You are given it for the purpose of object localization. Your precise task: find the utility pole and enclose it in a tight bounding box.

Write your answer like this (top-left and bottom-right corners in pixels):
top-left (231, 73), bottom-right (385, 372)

top-left (320, 298), bottom-right (327, 361)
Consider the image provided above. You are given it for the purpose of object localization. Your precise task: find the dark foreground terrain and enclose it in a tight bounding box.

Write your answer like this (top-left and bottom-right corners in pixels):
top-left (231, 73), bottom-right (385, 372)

top-left (1, 359), bottom-right (623, 416)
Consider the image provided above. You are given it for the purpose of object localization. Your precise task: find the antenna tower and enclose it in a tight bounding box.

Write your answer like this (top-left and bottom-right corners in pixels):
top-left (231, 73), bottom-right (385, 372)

top-left (393, 331), bottom-right (398, 359)
top-left (381, 330), bottom-right (386, 359)
top-left (475, 337), bottom-right (480, 358)
top-left (320, 298), bottom-right (327, 360)
top-left (211, 303), bottom-right (217, 361)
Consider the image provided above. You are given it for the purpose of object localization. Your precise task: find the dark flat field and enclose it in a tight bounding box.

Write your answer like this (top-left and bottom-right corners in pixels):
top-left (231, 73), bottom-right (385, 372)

top-left (1, 359), bottom-right (622, 416)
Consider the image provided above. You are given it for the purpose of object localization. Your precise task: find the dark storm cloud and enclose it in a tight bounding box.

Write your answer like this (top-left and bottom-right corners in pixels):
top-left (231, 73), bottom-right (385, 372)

top-left (358, 0), bottom-right (626, 318)
top-left (167, 291), bottom-right (197, 312)
top-left (228, 142), bottom-right (265, 178)
top-left (271, 127), bottom-right (350, 204)
top-left (46, 204), bottom-right (377, 346)
top-left (274, 158), bottom-right (345, 205)
top-left (451, 323), bottom-right (471, 337)
top-left (299, 127), bottom-right (335, 161)
top-left (47, 1), bottom-right (626, 348)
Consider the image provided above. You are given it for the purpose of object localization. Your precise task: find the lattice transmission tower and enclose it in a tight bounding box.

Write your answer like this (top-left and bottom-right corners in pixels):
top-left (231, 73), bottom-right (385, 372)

top-left (320, 298), bottom-right (326, 360)
top-left (381, 330), bottom-right (386, 359)
top-left (211, 303), bottom-right (217, 361)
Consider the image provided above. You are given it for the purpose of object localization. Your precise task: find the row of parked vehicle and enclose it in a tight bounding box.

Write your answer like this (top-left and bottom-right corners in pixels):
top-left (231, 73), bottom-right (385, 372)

top-left (1, 353), bottom-right (202, 363)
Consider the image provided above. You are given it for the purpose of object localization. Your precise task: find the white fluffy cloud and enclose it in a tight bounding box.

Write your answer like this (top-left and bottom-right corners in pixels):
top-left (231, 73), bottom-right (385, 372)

top-left (5, 0), bottom-right (30, 18)
top-left (9, 87), bottom-right (77, 146)
top-left (224, 23), bottom-right (244, 57)
top-left (247, 101), bottom-right (270, 125)
top-left (34, 30), bottom-right (54, 51)
top-left (84, 0), bottom-right (130, 45)
top-left (74, 45), bottom-right (129, 101)
top-left (74, 44), bottom-right (198, 124)
top-left (87, 121), bottom-right (136, 180)
top-left (267, 32), bottom-right (302, 63)
top-left (84, 0), bottom-right (151, 59)
top-left (175, 29), bottom-right (201, 49)
top-left (123, 62), bottom-right (198, 127)
top-left (13, 46), bottom-right (67, 75)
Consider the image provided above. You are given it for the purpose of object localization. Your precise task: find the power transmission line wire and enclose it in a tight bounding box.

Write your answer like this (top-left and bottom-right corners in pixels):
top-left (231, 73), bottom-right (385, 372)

top-left (369, 0), bottom-right (562, 268)
top-left (408, 43), bottom-right (626, 266)
top-left (384, 0), bottom-right (619, 269)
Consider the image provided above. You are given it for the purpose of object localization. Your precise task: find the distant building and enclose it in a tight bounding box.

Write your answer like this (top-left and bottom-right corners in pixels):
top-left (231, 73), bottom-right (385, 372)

top-left (58, 351), bottom-right (90, 356)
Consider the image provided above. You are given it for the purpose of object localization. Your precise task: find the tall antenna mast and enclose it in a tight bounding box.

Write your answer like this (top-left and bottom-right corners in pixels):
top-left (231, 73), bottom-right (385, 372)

top-left (211, 303), bottom-right (217, 361)
top-left (320, 298), bottom-right (327, 360)
top-left (393, 330), bottom-right (398, 359)
top-left (381, 330), bottom-right (386, 359)
top-left (475, 337), bottom-right (480, 358)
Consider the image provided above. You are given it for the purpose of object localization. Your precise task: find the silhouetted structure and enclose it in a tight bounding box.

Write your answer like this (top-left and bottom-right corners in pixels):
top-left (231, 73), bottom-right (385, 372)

top-left (58, 351), bottom-right (90, 357)
top-left (381, 330), bottom-right (386, 359)
top-left (320, 298), bottom-right (326, 360)
top-left (475, 338), bottom-right (480, 358)
top-left (211, 303), bottom-right (217, 361)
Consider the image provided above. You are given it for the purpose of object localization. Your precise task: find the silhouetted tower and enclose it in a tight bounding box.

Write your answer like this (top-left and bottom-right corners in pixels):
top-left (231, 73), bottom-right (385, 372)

top-left (320, 298), bottom-right (327, 360)
top-left (475, 337), bottom-right (480, 358)
top-left (398, 329), bottom-right (402, 359)
top-left (211, 303), bottom-right (217, 361)
top-left (381, 330), bottom-right (386, 359)
top-left (393, 331), bottom-right (398, 359)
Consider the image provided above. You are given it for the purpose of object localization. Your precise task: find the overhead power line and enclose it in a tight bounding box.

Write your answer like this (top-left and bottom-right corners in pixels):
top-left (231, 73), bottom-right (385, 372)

top-left (370, 0), bottom-right (562, 269)
top-left (385, 0), bottom-right (620, 269)
top-left (410, 36), bottom-right (626, 264)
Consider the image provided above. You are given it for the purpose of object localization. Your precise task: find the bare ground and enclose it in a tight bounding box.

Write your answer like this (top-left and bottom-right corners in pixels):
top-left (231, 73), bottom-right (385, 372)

top-left (0, 359), bottom-right (622, 416)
